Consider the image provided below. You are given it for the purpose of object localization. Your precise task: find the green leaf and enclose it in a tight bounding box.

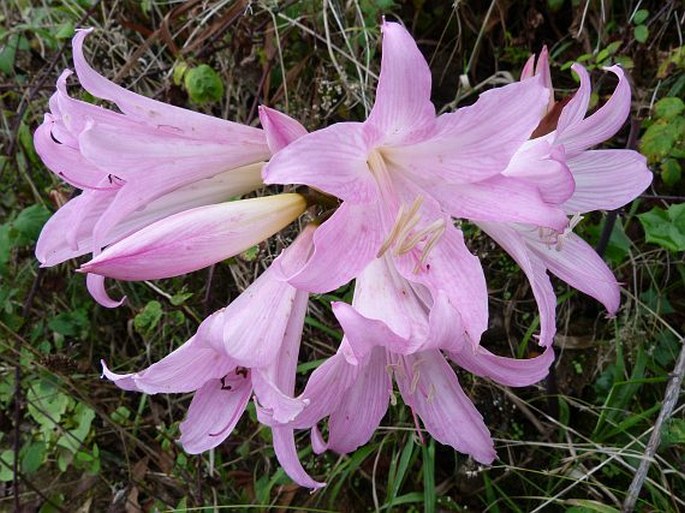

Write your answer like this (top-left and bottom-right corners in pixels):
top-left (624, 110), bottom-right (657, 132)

top-left (54, 22), bottom-right (75, 39)
top-left (661, 418), bottom-right (685, 448)
top-left (661, 158), bottom-right (682, 186)
top-left (21, 441), bottom-right (46, 474)
top-left (638, 204), bottom-right (685, 251)
top-left (632, 9), bottom-right (649, 25)
top-left (654, 96), bottom-right (685, 120)
top-left (566, 499), bottom-right (620, 513)
top-left (12, 204), bottom-right (51, 245)
top-left (184, 64), bottom-right (225, 104)
top-left (547, 0), bottom-right (565, 12)
top-left (0, 450), bottom-right (14, 482)
top-left (640, 120), bottom-right (677, 161)
top-left (634, 25), bottom-right (649, 44)
top-left (134, 300), bottom-right (164, 335)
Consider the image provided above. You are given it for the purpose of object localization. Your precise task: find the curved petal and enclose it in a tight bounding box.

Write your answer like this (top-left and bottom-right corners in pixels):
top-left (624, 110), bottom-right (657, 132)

top-left (86, 273), bottom-right (125, 308)
top-left (72, 29), bottom-right (265, 146)
top-left (477, 221), bottom-right (557, 347)
top-left (502, 137), bottom-right (575, 205)
top-left (179, 375), bottom-right (252, 454)
top-left (563, 150), bottom-right (652, 213)
top-left (558, 65), bottom-right (631, 155)
top-left (283, 202), bottom-right (383, 293)
top-left (395, 351), bottom-right (496, 464)
top-left (327, 347), bottom-right (391, 454)
top-left (101, 336), bottom-right (233, 394)
top-left (449, 345), bottom-right (554, 387)
top-left (80, 194), bottom-right (306, 281)
top-left (387, 75), bottom-right (549, 184)
top-left (528, 232), bottom-right (620, 314)
top-left (365, 21), bottom-right (436, 146)
top-left (431, 175), bottom-right (570, 230)
top-left (272, 427), bottom-right (325, 489)
top-left (555, 63), bottom-right (592, 134)
top-left (258, 106), bottom-right (308, 154)
top-left (263, 122), bottom-right (378, 203)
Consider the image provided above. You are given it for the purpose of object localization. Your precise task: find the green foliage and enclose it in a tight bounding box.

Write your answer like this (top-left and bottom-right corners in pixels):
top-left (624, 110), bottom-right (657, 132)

top-left (183, 64), bottom-right (225, 104)
top-left (0, 203), bottom-right (50, 274)
top-left (641, 97), bottom-right (685, 186)
top-left (638, 203), bottom-right (685, 251)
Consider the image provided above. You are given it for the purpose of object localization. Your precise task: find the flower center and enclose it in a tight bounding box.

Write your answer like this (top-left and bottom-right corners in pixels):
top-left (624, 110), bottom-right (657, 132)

top-left (538, 212), bottom-right (583, 250)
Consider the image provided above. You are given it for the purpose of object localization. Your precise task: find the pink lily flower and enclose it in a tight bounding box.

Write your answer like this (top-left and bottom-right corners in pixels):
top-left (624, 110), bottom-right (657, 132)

top-left (102, 227), bottom-right (324, 489)
top-left (262, 254), bottom-right (553, 463)
top-left (78, 193), bottom-right (307, 306)
top-left (263, 21), bottom-right (571, 346)
top-left (478, 51), bottom-right (652, 347)
top-left (35, 29), bottom-right (269, 268)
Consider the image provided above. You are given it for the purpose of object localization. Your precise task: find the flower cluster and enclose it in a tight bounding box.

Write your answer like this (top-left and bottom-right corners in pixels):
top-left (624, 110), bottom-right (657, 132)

top-left (35, 22), bottom-right (651, 488)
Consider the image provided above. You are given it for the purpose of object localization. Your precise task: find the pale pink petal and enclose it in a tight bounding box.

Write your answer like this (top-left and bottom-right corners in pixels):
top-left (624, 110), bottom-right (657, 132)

top-left (36, 164), bottom-right (263, 266)
top-left (394, 222), bottom-right (488, 346)
top-left (258, 106), bottom-right (308, 153)
top-left (534, 47), bottom-right (554, 111)
top-left (101, 336), bottom-right (233, 394)
top-left (287, 351), bottom-right (359, 429)
top-left (450, 345), bottom-right (554, 387)
top-left (395, 351), bottom-right (496, 464)
top-left (272, 427), bottom-right (325, 489)
top-left (430, 175), bottom-right (569, 230)
top-left (79, 194), bottom-right (306, 280)
top-left (33, 115), bottom-right (110, 189)
top-left (263, 122), bottom-right (378, 203)
top-left (72, 29), bottom-right (266, 146)
top-left (251, 288), bottom-right (309, 423)
top-left (327, 347), bottom-right (391, 454)
top-left (179, 375), bottom-right (252, 454)
top-left (502, 137), bottom-right (575, 205)
top-left (520, 54), bottom-right (536, 80)
top-left (558, 65), bottom-right (631, 156)
top-left (283, 202), bottom-right (383, 293)
top-left (555, 64), bottom-right (592, 135)
top-left (387, 75), bottom-right (549, 184)
top-left (563, 150), bottom-right (652, 213)
top-left (86, 273), bottom-right (125, 308)
top-left (528, 232), bottom-right (620, 314)
top-left (478, 221), bottom-right (557, 347)
top-left (365, 21), bottom-right (436, 145)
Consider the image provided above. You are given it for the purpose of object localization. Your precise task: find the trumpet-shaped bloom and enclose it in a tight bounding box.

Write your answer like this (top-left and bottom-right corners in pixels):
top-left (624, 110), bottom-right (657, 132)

top-left (35, 29), bottom-right (269, 268)
top-left (263, 254), bottom-right (554, 463)
top-left (264, 21), bottom-right (571, 346)
top-left (79, 193), bottom-right (306, 281)
top-left (478, 53), bottom-right (652, 347)
top-left (102, 227), bottom-right (324, 489)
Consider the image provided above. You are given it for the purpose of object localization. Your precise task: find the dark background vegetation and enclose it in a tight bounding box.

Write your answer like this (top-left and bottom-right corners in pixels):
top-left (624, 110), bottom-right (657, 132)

top-left (1, 0), bottom-right (684, 511)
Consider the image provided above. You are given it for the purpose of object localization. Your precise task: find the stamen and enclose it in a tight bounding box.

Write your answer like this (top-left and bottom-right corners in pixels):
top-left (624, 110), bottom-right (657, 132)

top-left (537, 213), bottom-right (584, 251)
top-left (377, 196), bottom-right (424, 257)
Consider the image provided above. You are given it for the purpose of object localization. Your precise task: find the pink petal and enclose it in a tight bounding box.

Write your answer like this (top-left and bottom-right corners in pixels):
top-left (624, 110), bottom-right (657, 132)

top-left (72, 29), bottom-right (265, 146)
top-left (450, 345), bottom-right (554, 387)
top-left (251, 287), bottom-right (309, 423)
top-left (283, 202), bottom-right (383, 293)
top-left (263, 122), bottom-right (378, 203)
top-left (387, 75), bottom-right (549, 184)
top-left (555, 64), bottom-right (592, 135)
top-left (563, 150), bottom-right (652, 213)
top-left (431, 175), bottom-right (570, 230)
top-left (365, 21), bottom-right (436, 145)
top-left (272, 427), bottom-right (325, 489)
top-left (86, 273), bottom-right (125, 308)
top-left (393, 222), bottom-right (488, 347)
top-left (101, 336), bottom-right (233, 394)
top-left (528, 232), bottom-right (620, 314)
top-left (395, 351), bottom-right (496, 464)
top-left (179, 375), bottom-right (252, 454)
top-left (80, 194), bottom-right (306, 281)
top-left (478, 222), bottom-right (557, 347)
top-left (327, 347), bottom-right (391, 454)
top-left (36, 164), bottom-right (263, 266)
top-left (258, 106), bottom-right (308, 153)
top-left (520, 54), bottom-right (536, 80)
top-left (199, 230), bottom-right (312, 369)
top-left (502, 137), bottom-right (576, 205)
top-left (558, 65), bottom-right (631, 156)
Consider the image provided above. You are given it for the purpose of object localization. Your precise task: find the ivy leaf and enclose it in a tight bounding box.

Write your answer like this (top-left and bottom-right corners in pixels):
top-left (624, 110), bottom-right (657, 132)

top-left (638, 203), bottom-right (685, 251)
top-left (184, 64), bottom-right (225, 104)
